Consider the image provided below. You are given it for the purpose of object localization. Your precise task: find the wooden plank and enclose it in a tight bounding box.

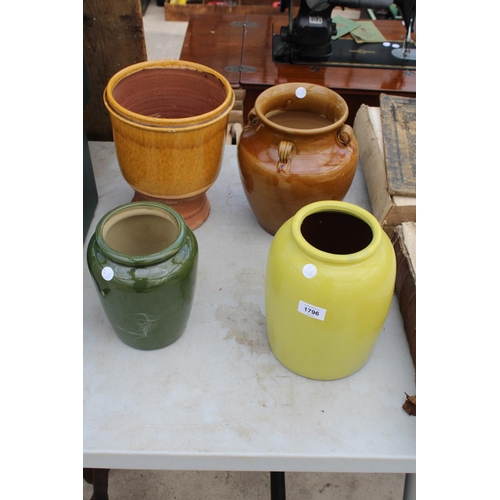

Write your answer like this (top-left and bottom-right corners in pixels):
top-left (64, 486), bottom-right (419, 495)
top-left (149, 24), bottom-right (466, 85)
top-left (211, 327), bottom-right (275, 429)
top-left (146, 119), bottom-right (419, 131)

top-left (380, 94), bottom-right (416, 196)
top-left (83, 0), bottom-right (147, 141)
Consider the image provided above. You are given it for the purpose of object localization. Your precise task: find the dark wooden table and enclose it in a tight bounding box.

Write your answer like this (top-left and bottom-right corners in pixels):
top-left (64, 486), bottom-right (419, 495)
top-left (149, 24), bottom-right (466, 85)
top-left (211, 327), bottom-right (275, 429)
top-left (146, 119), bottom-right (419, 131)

top-left (180, 13), bottom-right (416, 125)
top-left (180, 13), bottom-right (246, 89)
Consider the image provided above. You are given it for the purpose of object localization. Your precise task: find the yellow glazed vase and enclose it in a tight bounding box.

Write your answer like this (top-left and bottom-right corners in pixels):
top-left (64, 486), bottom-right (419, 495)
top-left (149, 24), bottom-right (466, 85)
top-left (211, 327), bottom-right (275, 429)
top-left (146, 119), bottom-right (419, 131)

top-left (104, 60), bottom-right (235, 230)
top-left (265, 201), bottom-right (396, 380)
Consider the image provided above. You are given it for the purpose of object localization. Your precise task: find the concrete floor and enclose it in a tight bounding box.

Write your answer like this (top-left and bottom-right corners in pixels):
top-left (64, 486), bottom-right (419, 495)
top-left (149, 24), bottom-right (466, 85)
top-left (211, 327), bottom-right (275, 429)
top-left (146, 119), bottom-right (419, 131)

top-left (84, 469), bottom-right (405, 500)
top-left (83, 4), bottom-right (407, 499)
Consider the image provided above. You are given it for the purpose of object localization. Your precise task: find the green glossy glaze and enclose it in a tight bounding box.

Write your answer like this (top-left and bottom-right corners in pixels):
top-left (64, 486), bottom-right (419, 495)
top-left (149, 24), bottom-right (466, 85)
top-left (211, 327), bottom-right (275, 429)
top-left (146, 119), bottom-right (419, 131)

top-left (87, 202), bottom-right (198, 350)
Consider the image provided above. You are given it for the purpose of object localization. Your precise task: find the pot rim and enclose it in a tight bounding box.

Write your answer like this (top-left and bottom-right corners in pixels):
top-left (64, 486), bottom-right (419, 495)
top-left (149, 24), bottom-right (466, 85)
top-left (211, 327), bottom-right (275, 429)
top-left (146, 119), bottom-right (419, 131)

top-left (104, 60), bottom-right (235, 129)
top-left (95, 202), bottom-right (187, 267)
top-left (253, 82), bottom-right (349, 136)
top-left (104, 92), bottom-right (234, 133)
top-left (291, 201), bottom-right (382, 263)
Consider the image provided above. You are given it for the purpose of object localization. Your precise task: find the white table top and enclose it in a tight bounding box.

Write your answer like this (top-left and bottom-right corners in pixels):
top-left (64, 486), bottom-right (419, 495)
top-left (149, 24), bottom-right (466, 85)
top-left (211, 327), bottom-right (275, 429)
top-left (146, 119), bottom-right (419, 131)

top-left (83, 143), bottom-right (416, 473)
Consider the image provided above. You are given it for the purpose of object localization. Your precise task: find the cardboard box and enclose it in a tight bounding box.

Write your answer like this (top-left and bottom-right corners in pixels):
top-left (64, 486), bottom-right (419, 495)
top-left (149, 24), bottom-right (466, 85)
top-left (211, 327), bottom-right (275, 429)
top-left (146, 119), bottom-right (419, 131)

top-left (353, 99), bottom-right (416, 235)
top-left (392, 222), bottom-right (416, 368)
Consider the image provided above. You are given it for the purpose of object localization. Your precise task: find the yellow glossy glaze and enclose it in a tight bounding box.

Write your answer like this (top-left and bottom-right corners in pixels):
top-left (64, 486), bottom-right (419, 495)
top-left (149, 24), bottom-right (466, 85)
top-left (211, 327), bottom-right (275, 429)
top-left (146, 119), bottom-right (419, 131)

top-left (107, 112), bottom-right (229, 198)
top-left (265, 201), bottom-right (396, 380)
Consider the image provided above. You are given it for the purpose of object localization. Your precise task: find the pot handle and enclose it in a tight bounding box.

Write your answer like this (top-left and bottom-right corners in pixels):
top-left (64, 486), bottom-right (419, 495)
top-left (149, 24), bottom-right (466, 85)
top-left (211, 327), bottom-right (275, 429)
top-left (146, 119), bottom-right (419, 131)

top-left (247, 109), bottom-right (260, 127)
top-left (277, 141), bottom-right (296, 174)
top-left (337, 124), bottom-right (355, 147)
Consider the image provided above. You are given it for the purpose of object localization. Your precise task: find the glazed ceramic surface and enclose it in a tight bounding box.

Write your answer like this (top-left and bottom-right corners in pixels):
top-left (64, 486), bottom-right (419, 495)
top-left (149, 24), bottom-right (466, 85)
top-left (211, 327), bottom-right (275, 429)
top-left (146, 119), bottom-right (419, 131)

top-left (87, 202), bottom-right (198, 350)
top-left (265, 201), bottom-right (396, 380)
top-left (104, 60), bottom-right (235, 229)
top-left (237, 82), bottom-right (358, 235)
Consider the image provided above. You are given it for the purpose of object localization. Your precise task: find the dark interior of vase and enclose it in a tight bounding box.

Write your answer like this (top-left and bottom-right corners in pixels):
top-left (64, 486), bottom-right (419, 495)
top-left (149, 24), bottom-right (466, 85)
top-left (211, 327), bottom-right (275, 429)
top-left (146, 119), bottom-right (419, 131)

top-left (104, 211), bottom-right (179, 256)
top-left (112, 67), bottom-right (227, 119)
top-left (301, 211), bottom-right (373, 255)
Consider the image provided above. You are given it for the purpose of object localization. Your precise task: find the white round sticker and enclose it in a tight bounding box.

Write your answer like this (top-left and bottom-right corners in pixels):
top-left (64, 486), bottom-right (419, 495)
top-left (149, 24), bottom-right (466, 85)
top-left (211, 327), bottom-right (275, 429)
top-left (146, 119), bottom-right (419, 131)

top-left (302, 264), bottom-right (317, 279)
top-left (101, 267), bottom-right (114, 281)
top-left (295, 87), bottom-right (307, 99)
top-left (383, 42), bottom-right (391, 47)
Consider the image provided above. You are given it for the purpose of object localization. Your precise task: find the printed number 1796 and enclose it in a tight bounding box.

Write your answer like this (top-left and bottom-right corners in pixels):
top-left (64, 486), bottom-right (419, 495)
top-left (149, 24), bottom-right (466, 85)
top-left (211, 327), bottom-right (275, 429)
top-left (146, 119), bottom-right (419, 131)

top-left (298, 300), bottom-right (326, 321)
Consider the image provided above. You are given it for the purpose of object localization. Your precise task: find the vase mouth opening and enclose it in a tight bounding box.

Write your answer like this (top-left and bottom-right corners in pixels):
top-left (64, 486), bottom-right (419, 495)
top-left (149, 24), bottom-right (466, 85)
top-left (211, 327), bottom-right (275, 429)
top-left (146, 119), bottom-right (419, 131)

top-left (104, 61), bottom-right (235, 128)
top-left (97, 203), bottom-right (185, 266)
top-left (256, 83), bottom-right (348, 134)
top-left (292, 202), bottom-right (380, 262)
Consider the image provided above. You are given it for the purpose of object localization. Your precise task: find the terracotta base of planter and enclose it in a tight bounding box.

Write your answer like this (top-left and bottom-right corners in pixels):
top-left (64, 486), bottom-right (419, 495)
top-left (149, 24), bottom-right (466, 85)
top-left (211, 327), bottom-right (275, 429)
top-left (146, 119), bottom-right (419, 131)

top-left (132, 191), bottom-right (210, 230)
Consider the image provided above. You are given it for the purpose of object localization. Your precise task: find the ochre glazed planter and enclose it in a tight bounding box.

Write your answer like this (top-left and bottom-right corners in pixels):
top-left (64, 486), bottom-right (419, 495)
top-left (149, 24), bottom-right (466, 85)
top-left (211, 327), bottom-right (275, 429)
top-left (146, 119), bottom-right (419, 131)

top-left (265, 201), bottom-right (396, 380)
top-left (104, 60), bottom-right (235, 229)
top-left (237, 83), bottom-right (358, 235)
top-left (87, 202), bottom-right (198, 350)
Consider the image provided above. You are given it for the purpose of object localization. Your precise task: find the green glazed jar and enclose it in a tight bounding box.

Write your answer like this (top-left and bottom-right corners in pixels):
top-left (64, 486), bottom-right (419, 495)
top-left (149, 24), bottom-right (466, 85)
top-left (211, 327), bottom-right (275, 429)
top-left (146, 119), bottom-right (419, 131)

top-left (87, 202), bottom-right (198, 350)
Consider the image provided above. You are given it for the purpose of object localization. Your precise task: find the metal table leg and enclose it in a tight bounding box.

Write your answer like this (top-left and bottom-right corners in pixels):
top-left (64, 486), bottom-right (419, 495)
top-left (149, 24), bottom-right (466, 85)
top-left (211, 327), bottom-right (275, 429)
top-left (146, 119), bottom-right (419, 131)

top-left (270, 471), bottom-right (286, 500)
top-left (403, 473), bottom-right (416, 500)
top-left (83, 468), bottom-right (110, 500)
